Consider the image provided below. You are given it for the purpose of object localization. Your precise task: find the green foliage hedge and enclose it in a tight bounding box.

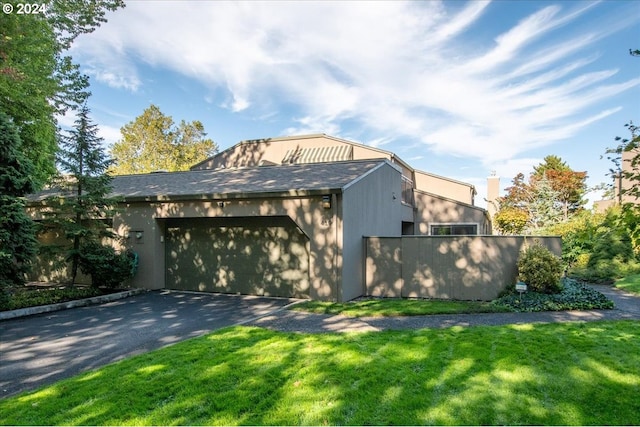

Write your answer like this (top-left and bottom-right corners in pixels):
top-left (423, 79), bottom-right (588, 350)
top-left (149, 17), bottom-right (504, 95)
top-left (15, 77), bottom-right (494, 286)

top-left (78, 242), bottom-right (138, 289)
top-left (517, 244), bottom-right (563, 294)
top-left (0, 286), bottom-right (103, 311)
top-left (494, 278), bottom-right (614, 312)
top-left (542, 207), bottom-right (640, 282)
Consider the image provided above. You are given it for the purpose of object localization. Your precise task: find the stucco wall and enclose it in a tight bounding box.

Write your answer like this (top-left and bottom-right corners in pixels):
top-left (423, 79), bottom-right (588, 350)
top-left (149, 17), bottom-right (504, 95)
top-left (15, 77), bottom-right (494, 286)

top-left (27, 228), bottom-right (92, 285)
top-left (620, 148), bottom-right (639, 204)
top-left (365, 235), bottom-right (562, 300)
top-left (340, 163), bottom-right (403, 301)
top-left (414, 170), bottom-right (474, 205)
top-left (414, 190), bottom-right (490, 235)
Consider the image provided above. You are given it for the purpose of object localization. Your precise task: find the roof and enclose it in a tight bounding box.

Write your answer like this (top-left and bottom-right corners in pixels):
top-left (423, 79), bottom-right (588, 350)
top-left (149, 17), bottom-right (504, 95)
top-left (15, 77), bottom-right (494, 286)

top-left (190, 133), bottom-right (412, 171)
top-left (29, 159), bottom-right (390, 203)
top-left (191, 133), bottom-right (476, 194)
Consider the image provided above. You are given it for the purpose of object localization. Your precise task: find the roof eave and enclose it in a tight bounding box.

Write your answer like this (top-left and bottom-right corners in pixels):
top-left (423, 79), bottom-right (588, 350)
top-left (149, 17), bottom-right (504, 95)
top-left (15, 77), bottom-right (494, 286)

top-left (116, 188), bottom-right (343, 203)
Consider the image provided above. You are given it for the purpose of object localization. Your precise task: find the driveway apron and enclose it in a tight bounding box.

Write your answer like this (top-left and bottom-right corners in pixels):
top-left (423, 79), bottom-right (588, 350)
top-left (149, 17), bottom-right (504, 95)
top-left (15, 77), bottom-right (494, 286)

top-left (0, 291), bottom-right (295, 399)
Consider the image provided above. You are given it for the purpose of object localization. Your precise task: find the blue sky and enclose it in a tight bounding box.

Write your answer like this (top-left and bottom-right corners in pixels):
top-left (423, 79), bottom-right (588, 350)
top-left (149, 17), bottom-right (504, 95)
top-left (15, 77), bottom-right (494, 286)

top-left (66, 0), bottom-right (640, 208)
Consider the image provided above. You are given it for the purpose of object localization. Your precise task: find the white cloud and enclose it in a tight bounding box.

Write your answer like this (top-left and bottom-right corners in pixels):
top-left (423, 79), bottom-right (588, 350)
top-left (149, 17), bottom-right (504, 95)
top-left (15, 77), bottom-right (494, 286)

top-left (72, 0), bottom-right (640, 163)
top-left (97, 124), bottom-right (122, 147)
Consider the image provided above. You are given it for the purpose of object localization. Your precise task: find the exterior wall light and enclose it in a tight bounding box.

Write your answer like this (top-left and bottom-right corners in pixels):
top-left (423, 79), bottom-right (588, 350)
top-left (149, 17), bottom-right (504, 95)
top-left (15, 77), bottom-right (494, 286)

top-left (322, 195), bottom-right (331, 209)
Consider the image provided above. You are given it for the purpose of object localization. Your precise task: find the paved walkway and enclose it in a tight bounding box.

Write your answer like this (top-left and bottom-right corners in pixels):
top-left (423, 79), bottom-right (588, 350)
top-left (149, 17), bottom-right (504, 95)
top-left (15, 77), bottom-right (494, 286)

top-left (249, 284), bottom-right (640, 333)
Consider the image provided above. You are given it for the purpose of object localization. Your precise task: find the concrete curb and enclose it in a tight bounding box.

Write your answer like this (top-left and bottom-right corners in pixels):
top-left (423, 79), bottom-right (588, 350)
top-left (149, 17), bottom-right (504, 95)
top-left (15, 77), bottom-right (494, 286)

top-left (0, 288), bottom-right (148, 321)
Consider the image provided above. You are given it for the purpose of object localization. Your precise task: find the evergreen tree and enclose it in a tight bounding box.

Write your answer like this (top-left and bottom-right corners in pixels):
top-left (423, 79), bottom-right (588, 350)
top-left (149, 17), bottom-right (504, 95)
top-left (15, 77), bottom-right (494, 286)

top-left (527, 176), bottom-right (563, 231)
top-left (41, 104), bottom-right (119, 284)
top-left (0, 111), bottom-right (38, 300)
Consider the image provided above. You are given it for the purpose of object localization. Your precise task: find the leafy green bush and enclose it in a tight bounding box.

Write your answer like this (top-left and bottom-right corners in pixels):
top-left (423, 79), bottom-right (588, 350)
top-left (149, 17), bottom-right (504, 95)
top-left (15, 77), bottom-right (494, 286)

top-left (493, 278), bottom-right (613, 312)
top-left (78, 242), bottom-right (137, 289)
top-left (541, 211), bottom-right (604, 269)
top-left (565, 207), bottom-right (640, 282)
top-left (0, 286), bottom-right (103, 311)
top-left (517, 244), bottom-right (563, 294)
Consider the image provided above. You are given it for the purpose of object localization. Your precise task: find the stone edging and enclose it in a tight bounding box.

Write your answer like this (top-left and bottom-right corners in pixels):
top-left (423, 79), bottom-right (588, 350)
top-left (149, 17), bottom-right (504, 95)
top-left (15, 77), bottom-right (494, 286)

top-left (0, 288), bottom-right (148, 321)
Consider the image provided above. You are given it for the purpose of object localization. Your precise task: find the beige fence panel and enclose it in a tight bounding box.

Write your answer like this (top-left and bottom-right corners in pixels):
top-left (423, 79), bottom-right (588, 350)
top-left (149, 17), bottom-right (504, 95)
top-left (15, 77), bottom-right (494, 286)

top-left (365, 236), bottom-right (561, 301)
top-left (364, 237), bottom-right (402, 297)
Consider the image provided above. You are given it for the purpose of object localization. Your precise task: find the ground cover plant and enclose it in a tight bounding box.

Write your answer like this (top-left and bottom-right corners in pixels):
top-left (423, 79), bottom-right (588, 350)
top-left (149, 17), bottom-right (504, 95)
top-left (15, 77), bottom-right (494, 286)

top-left (493, 277), bottom-right (613, 312)
top-left (292, 298), bottom-right (510, 317)
top-left (1, 321), bottom-right (638, 425)
top-left (615, 273), bottom-right (640, 294)
top-left (0, 285), bottom-right (110, 311)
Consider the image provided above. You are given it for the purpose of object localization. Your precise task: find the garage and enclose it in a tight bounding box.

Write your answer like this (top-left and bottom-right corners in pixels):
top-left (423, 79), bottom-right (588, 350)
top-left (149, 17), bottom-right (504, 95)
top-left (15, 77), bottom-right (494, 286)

top-left (165, 216), bottom-right (310, 298)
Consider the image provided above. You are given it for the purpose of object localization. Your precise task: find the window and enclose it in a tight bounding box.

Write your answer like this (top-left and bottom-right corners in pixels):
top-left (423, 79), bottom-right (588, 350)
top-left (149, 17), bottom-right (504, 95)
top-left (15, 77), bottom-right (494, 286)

top-left (430, 224), bottom-right (478, 235)
top-left (401, 176), bottom-right (414, 206)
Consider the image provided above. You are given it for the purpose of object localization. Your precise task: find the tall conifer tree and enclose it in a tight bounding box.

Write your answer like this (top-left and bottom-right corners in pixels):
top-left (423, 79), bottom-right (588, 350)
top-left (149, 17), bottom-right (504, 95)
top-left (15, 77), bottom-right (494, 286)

top-left (41, 104), bottom-right (119, 284)
top-left (0, 111), bottom-right (38, 299)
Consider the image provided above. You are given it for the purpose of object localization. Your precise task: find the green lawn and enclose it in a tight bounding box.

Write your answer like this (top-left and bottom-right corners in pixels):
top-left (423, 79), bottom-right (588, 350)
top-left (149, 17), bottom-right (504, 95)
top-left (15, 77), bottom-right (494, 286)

top-left (1, 321), bottom-right (639, 425)
top-left (291, 298), bottom-right (510, 317)
top-left (615, 273), bottom-right (640, 295)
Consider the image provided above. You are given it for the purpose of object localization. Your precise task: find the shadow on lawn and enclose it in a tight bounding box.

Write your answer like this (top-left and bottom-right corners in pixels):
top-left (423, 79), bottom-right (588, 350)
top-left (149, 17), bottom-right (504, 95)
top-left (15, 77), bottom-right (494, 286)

top-left (1, 322), bottom-right (639, 426)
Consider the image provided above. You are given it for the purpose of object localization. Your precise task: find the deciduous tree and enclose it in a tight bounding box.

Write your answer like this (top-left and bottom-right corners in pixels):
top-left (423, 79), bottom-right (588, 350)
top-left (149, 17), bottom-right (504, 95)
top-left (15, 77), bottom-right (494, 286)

top-left (0, 1), bottom-right (125, 188)
top-left (110, 105), bottom-right (218, 174)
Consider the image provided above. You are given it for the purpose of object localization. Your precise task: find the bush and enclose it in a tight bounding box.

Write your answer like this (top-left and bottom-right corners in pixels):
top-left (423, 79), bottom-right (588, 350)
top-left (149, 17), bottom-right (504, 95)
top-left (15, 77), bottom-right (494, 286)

top-left (566, 207), bottom-right (640, 282)
top-left (541, 211), bottom-right (604, 270)
top-left (517, 244), bottom-right (563, 294)
top-left (0, 286), bottom-right (103, 311)
top-left (78, 242), bottom-right (138, 289)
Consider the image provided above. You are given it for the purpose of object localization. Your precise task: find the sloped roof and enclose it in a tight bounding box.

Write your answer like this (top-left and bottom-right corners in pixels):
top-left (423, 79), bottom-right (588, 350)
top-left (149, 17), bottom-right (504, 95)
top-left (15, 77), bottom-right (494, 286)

top-left (29, 159), bottom-right (389, 203)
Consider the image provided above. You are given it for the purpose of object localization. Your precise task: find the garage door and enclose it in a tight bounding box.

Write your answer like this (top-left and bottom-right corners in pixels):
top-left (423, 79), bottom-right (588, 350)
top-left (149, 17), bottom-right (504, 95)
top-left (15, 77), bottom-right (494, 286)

top-left (165, 217), bottom-right (310, 298)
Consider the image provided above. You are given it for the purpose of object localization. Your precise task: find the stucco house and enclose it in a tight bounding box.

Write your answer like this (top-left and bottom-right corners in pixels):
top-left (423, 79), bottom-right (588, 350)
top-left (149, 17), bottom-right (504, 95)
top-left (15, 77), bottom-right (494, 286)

top-left (28, 134), bottom-right (491, 302)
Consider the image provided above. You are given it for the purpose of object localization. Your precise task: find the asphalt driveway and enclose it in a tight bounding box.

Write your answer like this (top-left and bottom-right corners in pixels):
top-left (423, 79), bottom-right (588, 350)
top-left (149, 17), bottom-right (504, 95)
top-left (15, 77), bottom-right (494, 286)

top-left (0, 291), bottom-right (296, 399)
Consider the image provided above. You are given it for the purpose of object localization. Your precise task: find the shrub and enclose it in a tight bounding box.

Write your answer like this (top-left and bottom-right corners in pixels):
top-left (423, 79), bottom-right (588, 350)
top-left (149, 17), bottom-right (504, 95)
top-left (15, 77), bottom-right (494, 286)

top-left (541, 210), bottom-right (604, 270)
top-left (78, 242), bottom-right (138, 289)
top-left (517, 244), bottom-right (563, 294)
top-left (0, 286), bottom-right (103, 311)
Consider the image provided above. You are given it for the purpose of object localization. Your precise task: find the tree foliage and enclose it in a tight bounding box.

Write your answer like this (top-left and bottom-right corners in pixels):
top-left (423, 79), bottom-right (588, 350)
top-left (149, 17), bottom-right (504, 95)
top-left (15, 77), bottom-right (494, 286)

top-left (40, 104), bottom-right (120, 284)
top-left (532, 155), bottom-right (587, 220)
top-left (0, 111), bottom-right (38, 299)
top-left (110, 105), bottom-right (218, 174)
top-left (493, 207), bottom-right (529, 235)
top-left (494, 173), bottom-right (563, 234)
top-left (542, 207), bottom-right (640, 282)
top-left (494, 156), bottom-right (586, 234)
top-left (0, 0), bottom-right (125, 188)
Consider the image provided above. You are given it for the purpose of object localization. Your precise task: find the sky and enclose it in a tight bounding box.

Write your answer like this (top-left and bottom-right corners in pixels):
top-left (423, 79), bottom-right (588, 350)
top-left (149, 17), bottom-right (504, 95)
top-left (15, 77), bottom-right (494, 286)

top-left (66, 0), bottom-right (640, 208)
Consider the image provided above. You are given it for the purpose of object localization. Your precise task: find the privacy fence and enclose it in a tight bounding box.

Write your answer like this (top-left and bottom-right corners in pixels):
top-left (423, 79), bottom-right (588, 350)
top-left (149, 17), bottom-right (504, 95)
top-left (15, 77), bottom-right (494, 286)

top-left (365, 235), bottom-right (562, 301)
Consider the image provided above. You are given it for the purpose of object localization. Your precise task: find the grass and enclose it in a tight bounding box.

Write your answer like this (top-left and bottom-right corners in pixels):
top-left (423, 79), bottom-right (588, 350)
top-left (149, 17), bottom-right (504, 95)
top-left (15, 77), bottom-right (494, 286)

top-left (291, 298), bottom-right (510, 317)
top-left (1, 321), bottom-right (639, 425)
top-left (291, 278), bottom-right (614, 317)
top-left (615, 273), bottom-right (640, 295)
